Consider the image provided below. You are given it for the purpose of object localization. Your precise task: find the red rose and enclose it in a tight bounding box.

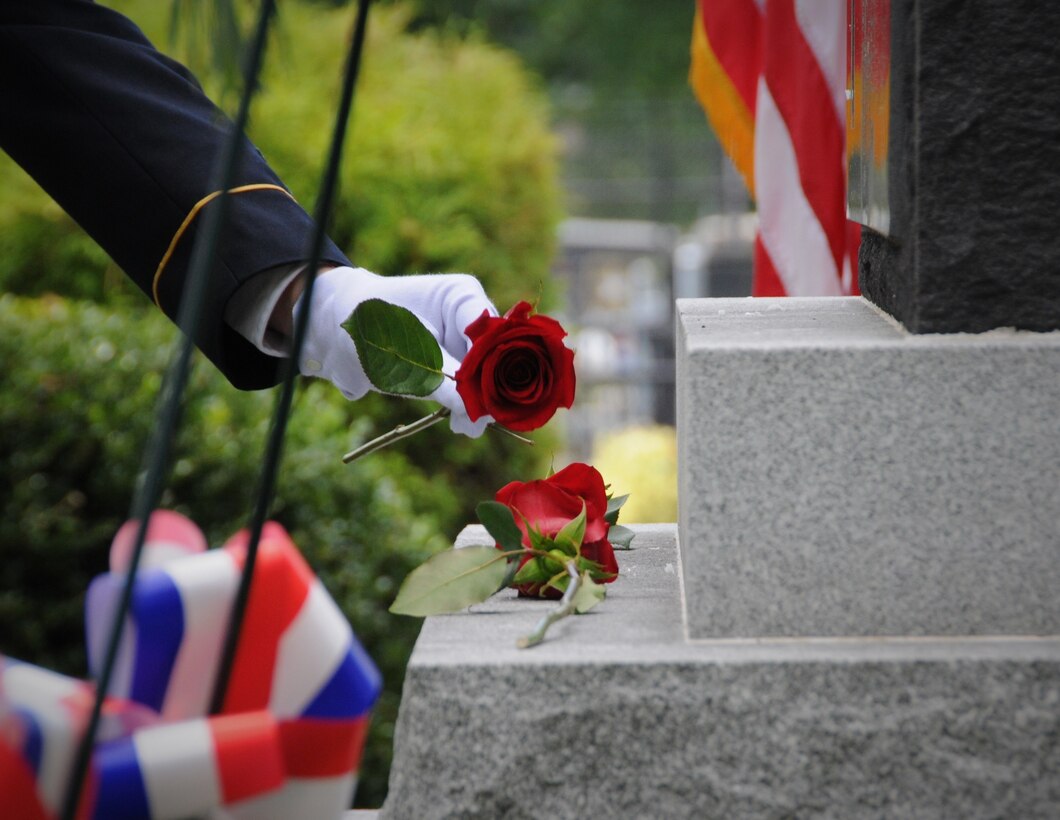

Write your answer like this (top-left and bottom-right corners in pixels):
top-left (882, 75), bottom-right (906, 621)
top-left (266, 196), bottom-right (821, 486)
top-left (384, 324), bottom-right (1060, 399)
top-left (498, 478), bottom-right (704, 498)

top-left (455, 301), bottom-right (575, 432)
top-left (495, 462), bottom-right (619, 598)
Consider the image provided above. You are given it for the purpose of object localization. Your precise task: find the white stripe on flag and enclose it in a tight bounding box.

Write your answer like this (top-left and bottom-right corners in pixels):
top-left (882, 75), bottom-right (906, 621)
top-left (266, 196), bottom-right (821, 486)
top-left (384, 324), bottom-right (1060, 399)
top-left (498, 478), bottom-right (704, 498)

top-left (228, 774), bottom-right (356, 820)
top-left (754, 78), bottom-right (842, 296)
top-left (794, 0), bottom-right (847, 125)
top-left (269, 580), bottom-right (352, 717)
top-left (138, 540), bottom-right (201, 571)
top-left (134, 718), bottom-right (223, 819)
top-left (162, 550), bottom-right (242, 721)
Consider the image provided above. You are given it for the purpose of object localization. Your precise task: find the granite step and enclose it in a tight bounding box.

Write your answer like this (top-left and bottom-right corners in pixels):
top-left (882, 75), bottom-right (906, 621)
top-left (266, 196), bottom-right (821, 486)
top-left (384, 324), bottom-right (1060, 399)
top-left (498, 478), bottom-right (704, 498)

top-left (380, 525), bottom-right (1060, 819)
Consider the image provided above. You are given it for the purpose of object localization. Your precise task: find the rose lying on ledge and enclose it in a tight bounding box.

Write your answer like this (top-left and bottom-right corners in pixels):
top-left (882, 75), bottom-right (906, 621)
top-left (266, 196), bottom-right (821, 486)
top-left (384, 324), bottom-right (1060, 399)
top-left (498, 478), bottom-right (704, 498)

top-left (496, 463), bottom-right (619, 598)
top-left (388, 462), bottom-right (635, 647)
top-left (340, 298), bottom-right (575, 462)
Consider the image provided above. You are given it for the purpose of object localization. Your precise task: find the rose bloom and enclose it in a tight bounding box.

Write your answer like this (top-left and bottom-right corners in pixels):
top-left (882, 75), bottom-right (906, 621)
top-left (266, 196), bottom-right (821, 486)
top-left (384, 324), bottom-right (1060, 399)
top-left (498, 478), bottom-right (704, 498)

top-left (495, 462), bottom-right (619, 598)
top-left (455, 301), bottom-right (575, 432)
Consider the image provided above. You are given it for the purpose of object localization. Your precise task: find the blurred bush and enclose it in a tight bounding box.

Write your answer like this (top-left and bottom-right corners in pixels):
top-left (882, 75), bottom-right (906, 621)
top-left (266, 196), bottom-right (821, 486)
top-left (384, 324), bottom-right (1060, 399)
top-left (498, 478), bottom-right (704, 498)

top-left (0, 2), bottom-right (560, 807)
top-left (0, 296), bottom-right (549, 806)
top-left (250, 3), bottom-right (562, 310)
top-left (592, 425), bottom-right (678, 523)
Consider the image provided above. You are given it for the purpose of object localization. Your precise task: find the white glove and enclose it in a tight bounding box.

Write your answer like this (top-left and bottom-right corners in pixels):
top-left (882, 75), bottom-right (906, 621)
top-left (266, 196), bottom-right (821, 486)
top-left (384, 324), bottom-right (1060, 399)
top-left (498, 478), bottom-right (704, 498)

top-left (297, 267), bottom-right (497, 437)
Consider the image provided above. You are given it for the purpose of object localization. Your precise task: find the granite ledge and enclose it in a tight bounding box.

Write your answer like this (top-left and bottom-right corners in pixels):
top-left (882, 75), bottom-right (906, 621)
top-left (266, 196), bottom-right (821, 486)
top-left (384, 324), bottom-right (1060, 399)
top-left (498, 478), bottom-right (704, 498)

top-left (383, 526), bottom-right (1060, 819)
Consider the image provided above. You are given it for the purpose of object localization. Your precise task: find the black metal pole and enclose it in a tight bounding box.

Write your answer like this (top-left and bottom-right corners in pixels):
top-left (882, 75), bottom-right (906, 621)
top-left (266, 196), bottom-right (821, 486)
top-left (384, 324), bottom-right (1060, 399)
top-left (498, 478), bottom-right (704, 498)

top-left (209, 0), bottom-right (373, 716)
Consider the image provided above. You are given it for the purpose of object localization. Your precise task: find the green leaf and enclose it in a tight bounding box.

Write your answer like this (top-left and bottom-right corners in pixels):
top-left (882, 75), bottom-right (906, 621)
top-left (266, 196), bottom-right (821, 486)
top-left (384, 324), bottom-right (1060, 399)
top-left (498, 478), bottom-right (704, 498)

top-left (476, 501), bottom-right (525, 551)
top-left (554, 503), bottom-right (586, 555)
top-left (576, 555), bottom-right (603, 575)
top-left (545, 570), bottom-right (571, 596)
top-left (499, 552), bottom-right (523, 590)
top-left (572, 572), bottom-right (606, 614)
top-left (512, 557), bottom-right (550, 585)
top-left (342, 299), bottom-right (445, 397)
top-left (526, 523), bottom-right (554, 554)
top-left (604, 494), bottom-right (630, 526)
top-left (609, 524), bottom-right (636, 550)
top-left (547, 548), bottom-right (572, 569)
top-left (389, 546), bottom-right (507, 616)
top-left (608, 523), bottom-right (636, 550)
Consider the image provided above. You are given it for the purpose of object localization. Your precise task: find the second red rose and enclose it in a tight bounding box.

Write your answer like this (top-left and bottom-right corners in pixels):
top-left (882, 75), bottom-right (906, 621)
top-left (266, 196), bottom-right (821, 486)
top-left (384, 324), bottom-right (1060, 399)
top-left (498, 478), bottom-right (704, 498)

top-left (494, 462), bottom-right (619, 598)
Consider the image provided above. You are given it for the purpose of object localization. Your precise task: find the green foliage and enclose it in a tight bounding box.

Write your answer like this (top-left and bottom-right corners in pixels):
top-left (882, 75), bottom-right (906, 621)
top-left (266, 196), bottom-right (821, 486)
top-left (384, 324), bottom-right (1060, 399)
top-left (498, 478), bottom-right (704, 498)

top-left (572, 571), bottom-right (605, 614)
top-left (512, 557), bottom-right (549, 586)
top-left (165, 0), bottom-right (246, 97)
top-left (247, 2), bottom-right (561, 309)
top-left (388, 545), bottom-right (507, 617)
top-left (397, 0), bottom-right (726, 223)
top-left (0, 297), bottom-right (551, 805)
top-left (475, 500), bottom-right (523, 551)
top-left (553, 503), bottom-right (586, 556)
top-left (399, 0), bottom-right (697, 101)
top-left (604, 493), bottom-right (630, 525)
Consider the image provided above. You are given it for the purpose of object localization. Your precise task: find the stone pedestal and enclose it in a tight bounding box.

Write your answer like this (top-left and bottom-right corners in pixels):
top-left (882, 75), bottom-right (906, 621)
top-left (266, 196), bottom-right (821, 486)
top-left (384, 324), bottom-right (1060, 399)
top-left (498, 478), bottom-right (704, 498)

top-left (676, 296), bottom-right (1060, 639)
top-left (381, 526), bottom-right (1060, 819)
top-left (380, 298), bottom-right (1060, 817)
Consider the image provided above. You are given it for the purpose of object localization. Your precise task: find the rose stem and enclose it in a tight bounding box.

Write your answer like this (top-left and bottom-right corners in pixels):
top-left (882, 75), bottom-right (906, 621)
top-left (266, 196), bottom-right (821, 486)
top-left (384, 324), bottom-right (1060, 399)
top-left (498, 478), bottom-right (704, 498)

top-left (343, 410), bottom-right (534, 464)
top-left (517, 561), bottom-right (581, 649)
top-left (488, 424), bottom-right (534, 446)
top-left (342, 408), bottom-right (451, 463)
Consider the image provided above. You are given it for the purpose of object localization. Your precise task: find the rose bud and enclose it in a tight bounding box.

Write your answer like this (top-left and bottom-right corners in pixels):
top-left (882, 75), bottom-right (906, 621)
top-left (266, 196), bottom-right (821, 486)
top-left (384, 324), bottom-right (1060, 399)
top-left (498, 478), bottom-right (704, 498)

top-left (455, 301), bottom-right (575, 432)
top-left (495, 462), bottom-right (619, 598)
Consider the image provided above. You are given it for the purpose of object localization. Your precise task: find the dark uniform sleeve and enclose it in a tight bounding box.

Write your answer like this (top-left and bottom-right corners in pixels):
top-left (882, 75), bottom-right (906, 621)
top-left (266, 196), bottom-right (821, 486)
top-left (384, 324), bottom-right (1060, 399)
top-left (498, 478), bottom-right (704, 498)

top-left (0, 0), bottom-right (351, 389)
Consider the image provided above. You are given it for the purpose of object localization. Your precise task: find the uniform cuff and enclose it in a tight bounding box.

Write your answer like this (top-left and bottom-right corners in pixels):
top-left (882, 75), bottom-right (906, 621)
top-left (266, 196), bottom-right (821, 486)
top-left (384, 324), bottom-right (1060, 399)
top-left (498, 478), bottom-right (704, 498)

top-left (224, 263), bottom-right (306, 356)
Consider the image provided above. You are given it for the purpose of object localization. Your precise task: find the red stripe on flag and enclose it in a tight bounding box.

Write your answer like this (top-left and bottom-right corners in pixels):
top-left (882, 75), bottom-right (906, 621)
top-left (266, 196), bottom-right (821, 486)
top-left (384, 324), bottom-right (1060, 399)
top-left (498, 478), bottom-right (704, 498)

top-left (210, 711), bottom-right (285, 803)
top-left (762, 0), bottom-right (847, 273)
top-left (0, 742), bottom-right (49, 820)
top-left (699, 0), bottom-right (763, 115)
top-left (222, 525), bottom-right (314, 714)
top-left (279, 717), bottom-right (371, 779)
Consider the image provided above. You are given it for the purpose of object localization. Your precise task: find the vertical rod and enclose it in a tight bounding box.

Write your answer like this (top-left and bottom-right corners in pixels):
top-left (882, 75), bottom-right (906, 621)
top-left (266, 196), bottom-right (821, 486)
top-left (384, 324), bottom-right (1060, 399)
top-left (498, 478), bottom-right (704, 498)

top-left (209, 0), bottom-right (373, 716)
top-left (59, 3), bottom-right (277, 817)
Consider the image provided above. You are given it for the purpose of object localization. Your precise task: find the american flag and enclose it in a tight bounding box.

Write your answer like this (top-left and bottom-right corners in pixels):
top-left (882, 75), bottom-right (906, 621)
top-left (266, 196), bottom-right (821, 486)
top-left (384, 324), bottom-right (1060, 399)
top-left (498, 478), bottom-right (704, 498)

top-left (691, 0), bottom-right (861, 296)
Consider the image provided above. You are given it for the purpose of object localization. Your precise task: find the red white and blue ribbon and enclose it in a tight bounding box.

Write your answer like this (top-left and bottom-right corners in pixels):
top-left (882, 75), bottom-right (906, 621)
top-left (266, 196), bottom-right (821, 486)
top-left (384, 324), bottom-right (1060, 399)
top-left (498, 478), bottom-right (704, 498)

top-left (1, 511), bottom-right (380, 819)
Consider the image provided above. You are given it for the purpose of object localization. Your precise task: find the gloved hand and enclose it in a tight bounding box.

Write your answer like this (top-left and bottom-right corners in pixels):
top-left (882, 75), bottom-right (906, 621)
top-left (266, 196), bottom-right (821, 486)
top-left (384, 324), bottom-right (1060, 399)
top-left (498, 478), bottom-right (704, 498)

top-left (298, 267), bottom-right (497, 437)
